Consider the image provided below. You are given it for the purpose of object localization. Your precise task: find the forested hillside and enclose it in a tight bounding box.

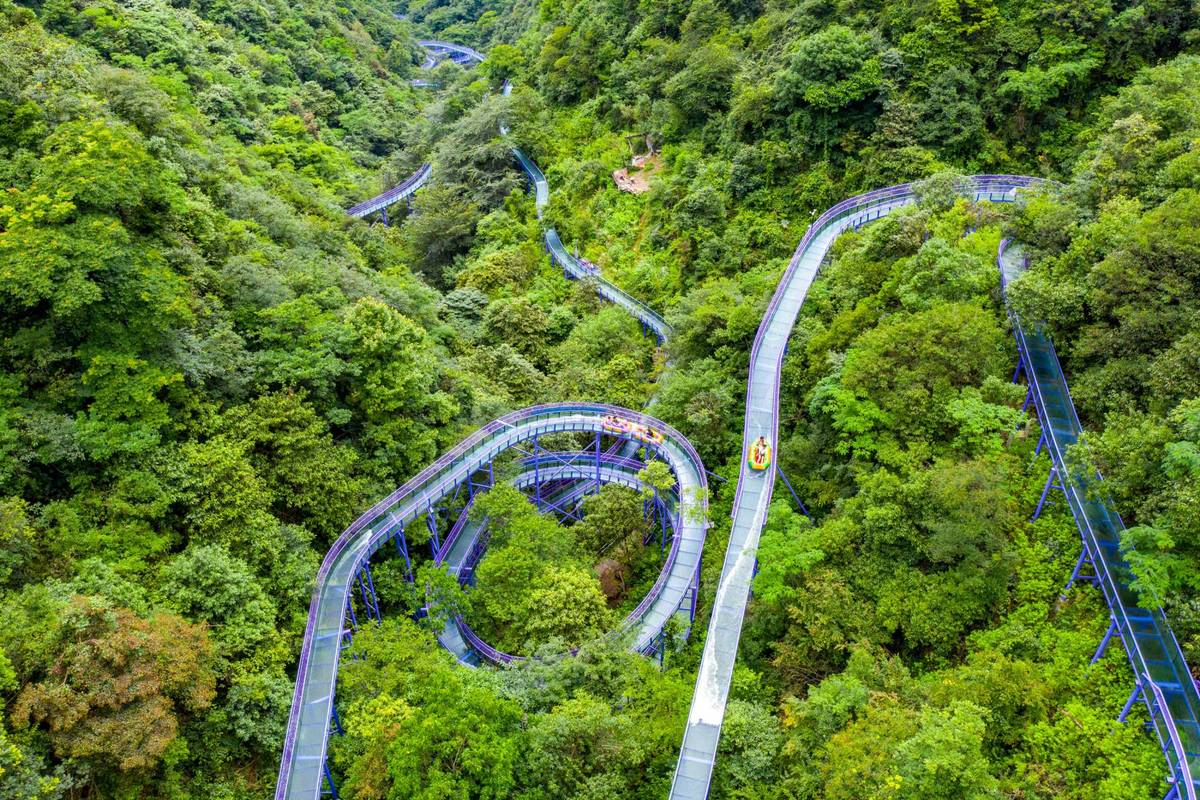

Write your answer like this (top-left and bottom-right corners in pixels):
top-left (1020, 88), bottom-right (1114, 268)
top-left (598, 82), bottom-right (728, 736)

top-left (1, 0), bottom-right (1199, 796)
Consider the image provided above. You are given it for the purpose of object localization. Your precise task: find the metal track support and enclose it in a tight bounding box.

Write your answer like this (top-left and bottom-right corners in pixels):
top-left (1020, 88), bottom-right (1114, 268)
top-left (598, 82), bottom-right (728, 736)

top-left (1032, 465), bottom-right (1064, 522)
top-left (775, 465), bottom-right (812, 520)
top-left (1119, 680), bottom-right (1143, 723)
top-left (392, 522), bottom-right (413, 581)
top-left (426, 504), bottom-right (441, 556)
top-left (322, 761), bottom-right (340, 799)
top-left (1092, 617), bottom-right (1119, 665)
top-left (1062, 545), bottom-right (1098, 599)
top-left (359, 563), bottom-right (380, 623)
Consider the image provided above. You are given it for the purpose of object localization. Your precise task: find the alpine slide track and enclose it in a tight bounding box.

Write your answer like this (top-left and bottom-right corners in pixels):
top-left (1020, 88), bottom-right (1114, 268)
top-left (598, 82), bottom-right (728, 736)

top-left (276, 40), bottom-right (1200, 800)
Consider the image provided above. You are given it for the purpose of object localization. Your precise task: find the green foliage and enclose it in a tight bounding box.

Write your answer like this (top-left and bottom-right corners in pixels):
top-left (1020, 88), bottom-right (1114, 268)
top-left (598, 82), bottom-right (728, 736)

top-left (3, 0), bottom-right (1198, 793)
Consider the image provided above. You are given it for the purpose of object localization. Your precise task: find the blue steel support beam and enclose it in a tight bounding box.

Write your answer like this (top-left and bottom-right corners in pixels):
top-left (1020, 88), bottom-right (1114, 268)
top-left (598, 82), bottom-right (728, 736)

top-left (659, 492), bottom-right (670, 551)
top-left (1092, 617), bottom-right (1119, 664)
top-left (358, 564), bottom-right (380, 624)
top-left (775, 465), bottom-right (812, 520)
top-left (595, 430), bottom-right (602, 492)
top-left (391, 522), bottom-right (412, 581)
top-left (1031, 465), bottom-right (1064, 522)
top-left (1062, 545), bottom-right (1097, 599)
top-left (321, 762), bottom-right (339, 799)
top-left (533, 434), bottom-right (540, 506)
top-left (329, 704), bottom-right (343, 736)
top-left (1121, 681), bottom-right (1144, 723)
top-left (425, 505), bottom-right (441, 556)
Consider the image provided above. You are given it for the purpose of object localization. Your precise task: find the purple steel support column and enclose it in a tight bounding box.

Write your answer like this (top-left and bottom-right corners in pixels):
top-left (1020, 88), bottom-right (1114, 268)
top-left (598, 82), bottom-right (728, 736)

top-left (340, 596), bottom-right (358, 652)
top-left (643, 496), bottom-right (655, 546)
top-left (468, 463), bottom-right (495, 500)
top-left (1062, 545), bottom-right (1097, 599)
top-left (359, 563), bottom-right (380, 623)
top-left (776, 465), bottom-right (812, 520)
top-left (1092, 616), bottom-right (1119, 664)
top-left (659, 492), bottom-right (668, 553)
top-left (1120, 680), bottom-right (1143, 723)
top-left (426, 504), bottom-right (441, 556)
top-left (380, 206), bottom-right (389, 227)
top-left (1031, 465), bottom-right (1062, 522)
top-left (537, 492), bottom-right (586, 523)
top-left (689, 555), bottom-right (701, 621)
top-left (1165, 786), bottom-right (1180, 800)
top-left (533, 434), bottom-right (541, 509)
top-left (1012, 356), bottom-right (1024, 384)
top-left (595, 430), bottom-right (602, 494)
top-left (322, 761), bottom-right (340, 799)
top-left (392, 523), bottom-right (413, 581)
top-left (330, 703), bottom-right (343, 735)
top-left (1021, 385), bottom-right (1034, 413)
top-left (1034, 430), bottom-right (1045, 456)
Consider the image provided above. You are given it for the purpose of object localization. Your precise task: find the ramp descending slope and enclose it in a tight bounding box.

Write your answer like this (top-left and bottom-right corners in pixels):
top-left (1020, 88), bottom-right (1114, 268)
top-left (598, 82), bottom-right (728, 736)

top-left (500, 79), bottom-right (672, 343)
top-left (346, 162), bottom-right (431, 218)
top-left (1000, 242), bottom-right (1200, 799)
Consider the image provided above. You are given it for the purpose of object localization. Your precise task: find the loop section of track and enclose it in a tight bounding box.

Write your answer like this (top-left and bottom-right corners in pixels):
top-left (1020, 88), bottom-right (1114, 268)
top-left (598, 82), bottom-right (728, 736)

top-left (275, 403), bottom-right (707, 800)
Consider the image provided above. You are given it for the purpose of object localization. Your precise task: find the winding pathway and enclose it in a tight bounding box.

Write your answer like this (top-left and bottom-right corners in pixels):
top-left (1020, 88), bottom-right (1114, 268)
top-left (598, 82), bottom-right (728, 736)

top-left (285, 36), bottom-right (1200, 800)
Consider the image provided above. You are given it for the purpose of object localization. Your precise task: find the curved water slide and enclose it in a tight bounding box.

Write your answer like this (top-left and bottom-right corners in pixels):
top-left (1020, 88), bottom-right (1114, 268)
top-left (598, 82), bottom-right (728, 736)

top-left (346, 162), bottom-right (431, 219)
top-left (671, 175), bottom-right (1199, 800)
top-left (436, 460), bottom-right (685, 664)
top-left (500, 80), bottom-right (673, 344)
top-left (346, 41), bottom-right (486, 219)
top-left (274, 403), bottom-right (707, 800)
top-left (417, 39), bottom-right (485, 65)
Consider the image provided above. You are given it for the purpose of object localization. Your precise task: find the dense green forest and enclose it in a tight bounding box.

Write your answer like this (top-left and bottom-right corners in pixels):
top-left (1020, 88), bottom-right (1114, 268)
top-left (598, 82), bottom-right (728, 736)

top-left (1, 0), bottom-right (1199, 795)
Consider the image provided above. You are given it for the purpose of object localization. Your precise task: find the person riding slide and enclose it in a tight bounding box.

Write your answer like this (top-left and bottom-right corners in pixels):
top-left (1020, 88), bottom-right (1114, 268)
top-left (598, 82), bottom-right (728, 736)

top-left (748, 436), bottom-right (771, 470)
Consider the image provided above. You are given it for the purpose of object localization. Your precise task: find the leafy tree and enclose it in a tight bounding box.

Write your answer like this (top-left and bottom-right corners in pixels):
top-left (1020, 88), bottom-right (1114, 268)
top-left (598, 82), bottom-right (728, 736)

top-left (158, 544), bottom-right (276, 662)
top-left (519, 565), bottom-right (614, 647)
top-left (10, 596), bottom-right (216, 772)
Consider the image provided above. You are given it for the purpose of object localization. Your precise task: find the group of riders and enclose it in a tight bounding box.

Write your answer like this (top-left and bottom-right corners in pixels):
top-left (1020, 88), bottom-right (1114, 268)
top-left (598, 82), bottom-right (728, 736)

top-left (601, 415), bottom-right (773, 471)
top-left (601, 414), bottom-right (666, 445)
